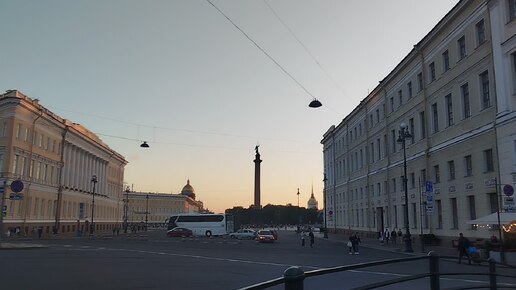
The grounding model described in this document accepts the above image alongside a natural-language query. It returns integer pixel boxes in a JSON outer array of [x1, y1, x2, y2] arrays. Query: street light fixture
[[123, 186, 130, 233], [90, 175, 98, 235], [397, 122, 414, 253]]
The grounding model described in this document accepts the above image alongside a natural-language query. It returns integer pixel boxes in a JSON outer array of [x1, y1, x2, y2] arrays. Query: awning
[[466, 212, 516, 225]]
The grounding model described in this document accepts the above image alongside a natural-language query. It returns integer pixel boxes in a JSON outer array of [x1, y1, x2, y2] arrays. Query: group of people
[[300, 230, 315, 248], [378, 228, 405, 245]]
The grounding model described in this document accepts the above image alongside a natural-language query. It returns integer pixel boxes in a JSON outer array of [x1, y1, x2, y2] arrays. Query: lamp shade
[[140, 141, 150, 148]]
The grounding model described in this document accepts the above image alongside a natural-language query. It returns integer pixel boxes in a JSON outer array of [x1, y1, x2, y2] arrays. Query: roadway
[[0, 229, 514, 289]]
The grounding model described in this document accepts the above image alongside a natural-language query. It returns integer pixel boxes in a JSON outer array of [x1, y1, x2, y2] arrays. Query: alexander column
[[254, 145, 262, 209]]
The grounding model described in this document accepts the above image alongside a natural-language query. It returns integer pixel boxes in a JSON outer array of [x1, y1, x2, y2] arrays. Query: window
[[511, 0, 516, 20], [468, 196, 477, 229], [392, 178, 397, 193], [409, 118, 415, 144], [410, 173, 415, 189], [12, 154, 19, 175], [451, 198, 458, 229], [398, 90, 403, 106], [484, 148, 494, 172], [1, 122, 6, 137], [391, 129, 397, 153], [448, 160, 455, 180], [375, 109, 380, 123], [442, 50, 450, 71], [390, 97, 394, 112], [420, 169, 426, 184], [418, 73, 423, 91], [407, 82, 412, 98], [16, 124, 21, 139], [461, 83, 471, 118], [419, 111, 426, 139], [429, 62, 436, 81], [437, 200, 442, 229], [480, 71, 491, 109], [376, 138, 381, 160], [476, 19, 486, 45], [25, 128, 30, 142], [383, 135, 387, 158], [434, 165, 440, 183], [432, 103, 439, 133], [488, 192, 498, 213], [21, 157, 27, 176], [464, 155, 473, 176], [369, 114, 373, 127], [445, 94, 454, 126], [458, 36, 466, 59], [370, 142, 375, 162], [393, 205, 398, 228]]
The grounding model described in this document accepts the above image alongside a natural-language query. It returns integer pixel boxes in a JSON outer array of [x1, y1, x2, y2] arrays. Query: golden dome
[[181, 179, 196, 199]]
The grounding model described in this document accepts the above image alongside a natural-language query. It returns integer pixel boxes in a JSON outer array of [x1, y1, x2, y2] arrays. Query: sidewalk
[[314, 231, 458, 257], [0, 241, 47, 250]]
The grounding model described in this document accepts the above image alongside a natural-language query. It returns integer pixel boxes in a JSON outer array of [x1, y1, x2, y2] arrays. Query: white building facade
[[321, 0, 516, 243]]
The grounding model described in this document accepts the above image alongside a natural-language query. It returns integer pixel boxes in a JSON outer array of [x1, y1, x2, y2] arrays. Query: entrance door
[[376, 207, 384, 233]]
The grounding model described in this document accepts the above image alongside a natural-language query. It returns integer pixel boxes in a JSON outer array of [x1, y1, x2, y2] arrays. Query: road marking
[[51, 244, 516, 287]]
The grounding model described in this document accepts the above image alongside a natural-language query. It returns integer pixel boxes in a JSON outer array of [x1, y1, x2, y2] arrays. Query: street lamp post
[[123, 187, 130, 233], [90, 175, 98, 235], [323, 173, 328, 238], [397, 122, 414, 253], [145, 194, 149, 231]]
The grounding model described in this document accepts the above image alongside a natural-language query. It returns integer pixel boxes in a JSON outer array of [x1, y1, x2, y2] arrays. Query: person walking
[[457, 233, 471, 264], [301, 231, 306, 247], [391, 229, 397, 245], [384, 228, 390, 246], [349, 232, 361, 254], [397, 229, 403, 244], [308, 230, 315, 248]]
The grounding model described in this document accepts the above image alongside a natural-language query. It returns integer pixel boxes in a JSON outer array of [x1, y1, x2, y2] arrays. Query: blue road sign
[[425, 181, 433, 192], [10, 180, 24, 193]]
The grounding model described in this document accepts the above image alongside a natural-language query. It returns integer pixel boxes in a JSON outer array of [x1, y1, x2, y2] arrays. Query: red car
[[166, 227, 193, 237], [257, 230, 276, 243]]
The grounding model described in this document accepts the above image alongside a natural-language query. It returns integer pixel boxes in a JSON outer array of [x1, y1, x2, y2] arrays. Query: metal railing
[[239, 252, 516, 290]]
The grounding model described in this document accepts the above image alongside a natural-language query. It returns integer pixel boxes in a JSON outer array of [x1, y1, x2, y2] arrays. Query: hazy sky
[[0, 0, 458, 213]]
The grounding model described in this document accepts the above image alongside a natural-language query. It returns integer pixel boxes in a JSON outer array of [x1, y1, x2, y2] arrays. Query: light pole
[[90, 175, 98, 235], [145, 194, 149, 231], [123, 187, 130, 233], [323, 173, 328, 238], [397, 122, 414, 253], [297, 188, 300, 207]]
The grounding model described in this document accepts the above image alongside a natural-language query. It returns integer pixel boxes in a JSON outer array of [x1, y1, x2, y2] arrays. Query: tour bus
[[166, 213, 234, 237]]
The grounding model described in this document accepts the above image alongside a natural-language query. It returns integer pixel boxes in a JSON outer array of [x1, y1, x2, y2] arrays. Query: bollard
[[428, 251, 440, 290], [488, 258, 496, 290], [284, 267, 305, 290]]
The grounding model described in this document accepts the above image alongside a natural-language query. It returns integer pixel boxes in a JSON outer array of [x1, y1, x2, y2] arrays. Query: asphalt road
[[1, 230, 514, 290]]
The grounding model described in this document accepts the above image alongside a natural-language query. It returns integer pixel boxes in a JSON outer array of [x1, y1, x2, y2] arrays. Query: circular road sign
[[503, 184, 514, 197], [10, 179, 24, 193], [328, 210, 333, 216]]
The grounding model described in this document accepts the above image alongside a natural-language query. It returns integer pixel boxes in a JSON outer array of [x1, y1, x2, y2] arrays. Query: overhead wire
[[206, 0, 318, 102]]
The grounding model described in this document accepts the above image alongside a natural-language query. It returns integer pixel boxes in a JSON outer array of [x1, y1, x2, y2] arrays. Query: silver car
[[229, 229, 257, 240]]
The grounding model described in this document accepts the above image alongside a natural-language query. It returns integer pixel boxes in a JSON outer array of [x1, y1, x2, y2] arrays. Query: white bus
[[166, 213, 234, 237]]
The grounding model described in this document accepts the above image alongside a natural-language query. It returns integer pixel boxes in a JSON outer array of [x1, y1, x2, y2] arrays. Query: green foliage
[[225, 204, 322, 228]]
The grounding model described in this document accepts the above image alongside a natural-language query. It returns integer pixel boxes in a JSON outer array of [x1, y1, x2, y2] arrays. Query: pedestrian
[[301, 231, 306, 247], [391, 229, 397, 245], [384, 228, 390, 246], [37, 226, 43, 239], [457, 233, 471, 265], [349, 232, 361, 254], [116, 227, 120, 236], [308, 230, 315, 248], [112, 227, 116, 236], [397, 229, 403, 244]]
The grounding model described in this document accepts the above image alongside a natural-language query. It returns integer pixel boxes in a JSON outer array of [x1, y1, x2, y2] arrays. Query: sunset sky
[[0, 0, 458, 213]]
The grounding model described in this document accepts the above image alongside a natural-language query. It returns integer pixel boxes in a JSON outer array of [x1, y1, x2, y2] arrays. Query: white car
[[229, 229, 257, 240]]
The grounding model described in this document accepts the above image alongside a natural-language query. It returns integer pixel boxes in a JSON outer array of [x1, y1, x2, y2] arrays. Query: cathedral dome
[[307, 192, 318, 210], [181, 179, 196, 200]]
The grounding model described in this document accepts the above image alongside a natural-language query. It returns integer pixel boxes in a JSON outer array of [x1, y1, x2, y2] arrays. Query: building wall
[[321, 0, 515, 241], [0, 90, 127, 236]]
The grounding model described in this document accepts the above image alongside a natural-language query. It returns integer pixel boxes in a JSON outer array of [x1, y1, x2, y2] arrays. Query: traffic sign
[[503, 185, 514, 197], [10, 180, 24, 193], [9, 193, 24, 200], [2, 205, 6, 214], [425, 181, 433, 193]]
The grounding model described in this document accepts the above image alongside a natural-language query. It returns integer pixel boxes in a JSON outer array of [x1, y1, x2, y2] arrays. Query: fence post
[[488, 258, 497, 290], [428, 251, 440, 290], [284, 267, 305, 290]]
